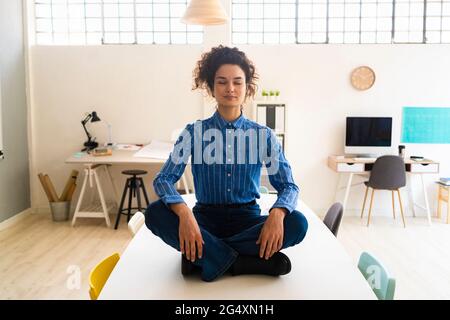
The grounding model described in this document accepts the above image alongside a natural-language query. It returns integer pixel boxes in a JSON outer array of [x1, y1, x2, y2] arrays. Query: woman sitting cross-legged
[[145, 45, 308, 282]]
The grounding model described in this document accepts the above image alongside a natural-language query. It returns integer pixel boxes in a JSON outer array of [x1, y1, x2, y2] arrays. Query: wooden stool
[[437, 183, 450, 224]]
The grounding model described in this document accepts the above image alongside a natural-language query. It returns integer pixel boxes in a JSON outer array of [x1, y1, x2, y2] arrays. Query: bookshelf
[[252, 100, 287, 193], [252, 100, 286, 151]]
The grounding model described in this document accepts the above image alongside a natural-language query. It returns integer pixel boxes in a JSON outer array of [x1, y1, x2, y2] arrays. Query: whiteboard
[[401, 106, 450, 144]]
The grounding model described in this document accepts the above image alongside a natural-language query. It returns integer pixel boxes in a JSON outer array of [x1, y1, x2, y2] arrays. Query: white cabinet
[[253, 101, 286, 152], [410, 163, 439, 173], [337, 163, 365, 172]]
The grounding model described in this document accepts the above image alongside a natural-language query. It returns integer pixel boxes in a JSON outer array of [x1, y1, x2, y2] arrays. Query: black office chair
[[360, 155, 406, 227], [323, 202, 343, 237]]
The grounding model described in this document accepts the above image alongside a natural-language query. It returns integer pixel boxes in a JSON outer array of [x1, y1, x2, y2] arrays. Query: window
[[424, 0, 450, 43], [34, 0, 203, 45], [232, 0, 450, 44]]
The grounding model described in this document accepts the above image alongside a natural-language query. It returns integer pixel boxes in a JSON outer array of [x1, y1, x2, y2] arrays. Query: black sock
[[230, 252, 291, 276]]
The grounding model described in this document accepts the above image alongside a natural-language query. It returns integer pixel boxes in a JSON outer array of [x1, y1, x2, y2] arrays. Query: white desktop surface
[[99, 194, 376, 300], [65, 149, 166, 165]]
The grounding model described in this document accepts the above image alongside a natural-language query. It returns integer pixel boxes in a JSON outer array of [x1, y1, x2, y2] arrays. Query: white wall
[[30, 45, 204, 212], [27, 0, 450, 217], [243, 44, 450, 216]]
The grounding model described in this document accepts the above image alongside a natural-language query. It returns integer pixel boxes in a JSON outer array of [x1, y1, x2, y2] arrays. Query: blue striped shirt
[[153, 111, 299, 213]]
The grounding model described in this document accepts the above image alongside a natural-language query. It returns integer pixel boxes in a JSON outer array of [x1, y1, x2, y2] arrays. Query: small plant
[[275, 90, 280, 96], [262, 90, 268, 97], [269, 90, 275, 96]]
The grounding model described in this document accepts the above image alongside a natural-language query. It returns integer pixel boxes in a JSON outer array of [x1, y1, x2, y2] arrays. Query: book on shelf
[[438, 178, 450, 186]]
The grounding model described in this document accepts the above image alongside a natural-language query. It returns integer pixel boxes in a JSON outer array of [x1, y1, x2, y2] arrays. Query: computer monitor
[[345, 117, 394, 157]]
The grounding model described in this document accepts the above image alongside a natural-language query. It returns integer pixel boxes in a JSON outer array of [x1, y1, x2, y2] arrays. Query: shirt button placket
[[225, 125, 233, 203]]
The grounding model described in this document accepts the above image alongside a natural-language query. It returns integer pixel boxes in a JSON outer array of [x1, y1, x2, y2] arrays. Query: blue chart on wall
[[401, 107, 450, 144]]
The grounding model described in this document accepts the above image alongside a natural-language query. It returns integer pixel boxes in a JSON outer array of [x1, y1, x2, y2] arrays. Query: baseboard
[[0, 208, 33, 231], [315, 207, 419, 218], [33, 206, 51, 214]]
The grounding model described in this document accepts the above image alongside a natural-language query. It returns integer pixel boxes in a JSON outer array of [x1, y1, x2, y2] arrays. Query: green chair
[[357, 251, 396, 300], [259, 186, 269, 194]]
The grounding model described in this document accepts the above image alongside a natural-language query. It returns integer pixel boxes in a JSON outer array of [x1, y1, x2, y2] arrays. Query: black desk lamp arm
[[81, 114, 93, 142]]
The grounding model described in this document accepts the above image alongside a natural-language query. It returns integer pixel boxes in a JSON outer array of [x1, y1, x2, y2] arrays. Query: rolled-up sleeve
[[265, 128, 299, 213], [153, 124, 193, 207]]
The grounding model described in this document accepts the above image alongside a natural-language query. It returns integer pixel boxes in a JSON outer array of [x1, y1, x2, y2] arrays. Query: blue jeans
[[144, 200, 308, 282]]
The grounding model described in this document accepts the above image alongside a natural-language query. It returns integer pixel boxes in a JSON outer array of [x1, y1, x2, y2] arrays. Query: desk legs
[[420, 174, 432, 226], [407, 174, 416, 218], [342, 173, 354, 214], [72, 167, 89, 227], [94, 168, 111, 227], [104, 165, 119, 207], [71, 165, 111, 227], [334, 173, 341, 203]]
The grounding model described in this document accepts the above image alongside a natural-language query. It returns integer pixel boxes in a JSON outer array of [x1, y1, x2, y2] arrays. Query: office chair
[[360, 155, 406, 227], [89, 253, 120, 300], [323, 202, 343, 237], [128, 211, 145, 236], [358, 251, 396, 300]]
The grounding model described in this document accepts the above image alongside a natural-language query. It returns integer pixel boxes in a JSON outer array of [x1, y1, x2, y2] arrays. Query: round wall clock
[[350, 66, 376, 91]]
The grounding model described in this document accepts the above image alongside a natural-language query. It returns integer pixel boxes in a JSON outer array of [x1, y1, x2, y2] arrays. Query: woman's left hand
[[256, 208, 286, 259]]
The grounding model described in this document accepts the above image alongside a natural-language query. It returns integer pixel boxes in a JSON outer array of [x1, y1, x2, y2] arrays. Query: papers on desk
[[115, 143, 142, 151], [133, 140, 173, 159]]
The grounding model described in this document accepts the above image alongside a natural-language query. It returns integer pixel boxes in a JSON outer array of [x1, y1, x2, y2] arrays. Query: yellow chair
[[89, 253, 120, 300]]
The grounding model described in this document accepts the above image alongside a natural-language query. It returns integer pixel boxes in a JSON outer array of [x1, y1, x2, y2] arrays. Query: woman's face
[[213, 64, 247, 109]]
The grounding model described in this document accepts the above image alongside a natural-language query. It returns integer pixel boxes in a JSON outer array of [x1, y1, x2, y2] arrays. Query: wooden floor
[[0, 213, 131, 300], [338, 215, 450, 300], [1, 212, 450, 299]]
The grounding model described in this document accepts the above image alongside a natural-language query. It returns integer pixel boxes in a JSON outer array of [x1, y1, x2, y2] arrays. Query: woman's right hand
[[170, 203, 204, 262]]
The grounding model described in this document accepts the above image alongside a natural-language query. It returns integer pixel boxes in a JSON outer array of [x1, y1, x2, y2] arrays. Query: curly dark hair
[[192, 45, 258, 100]]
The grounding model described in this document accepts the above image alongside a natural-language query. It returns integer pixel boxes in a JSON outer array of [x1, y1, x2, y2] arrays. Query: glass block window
[[232, 0, 450, 44], [393, 0, 425, 43], [232, 0, 297, 44], [328, 0, 394, 44], [34, 0, 203, 45], [424, 0, 450, 43]]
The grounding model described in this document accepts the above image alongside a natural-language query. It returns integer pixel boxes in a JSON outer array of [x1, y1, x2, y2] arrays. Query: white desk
[[328, 156, 440, 225], [65, 149, 190, 227], [99, 194, 376, 300]]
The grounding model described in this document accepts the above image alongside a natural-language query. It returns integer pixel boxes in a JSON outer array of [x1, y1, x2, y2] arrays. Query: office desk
[[65, 150, 189, 227], [328, 156, 440, 225], [99, 194, 376, 300]]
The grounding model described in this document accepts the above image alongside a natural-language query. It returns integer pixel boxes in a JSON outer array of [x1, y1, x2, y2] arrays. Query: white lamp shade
[[181, 0, 228, 25]]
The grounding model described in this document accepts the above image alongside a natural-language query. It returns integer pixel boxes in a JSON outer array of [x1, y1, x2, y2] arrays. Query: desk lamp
[[81, 111, 101, 151]]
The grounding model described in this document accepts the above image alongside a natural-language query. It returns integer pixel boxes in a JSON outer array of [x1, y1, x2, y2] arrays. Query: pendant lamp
[[181, 0, 228, 25]]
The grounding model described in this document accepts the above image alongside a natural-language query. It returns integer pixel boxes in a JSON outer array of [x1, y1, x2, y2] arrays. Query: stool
[[437, 183, 450, 224], [114, 170, 150, 229]]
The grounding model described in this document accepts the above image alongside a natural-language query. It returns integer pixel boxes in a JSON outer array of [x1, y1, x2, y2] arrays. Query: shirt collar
[[213, 110, 245, 130]]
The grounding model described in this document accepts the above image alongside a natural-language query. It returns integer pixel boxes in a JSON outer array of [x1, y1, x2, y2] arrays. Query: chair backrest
[[89, 253, 120, 300], [128, 211, 145, 236], [368, 155, 406, 189], [259, 186, 269, 194], [323, 202, 343, 237], [357, 251, 396, 300]]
